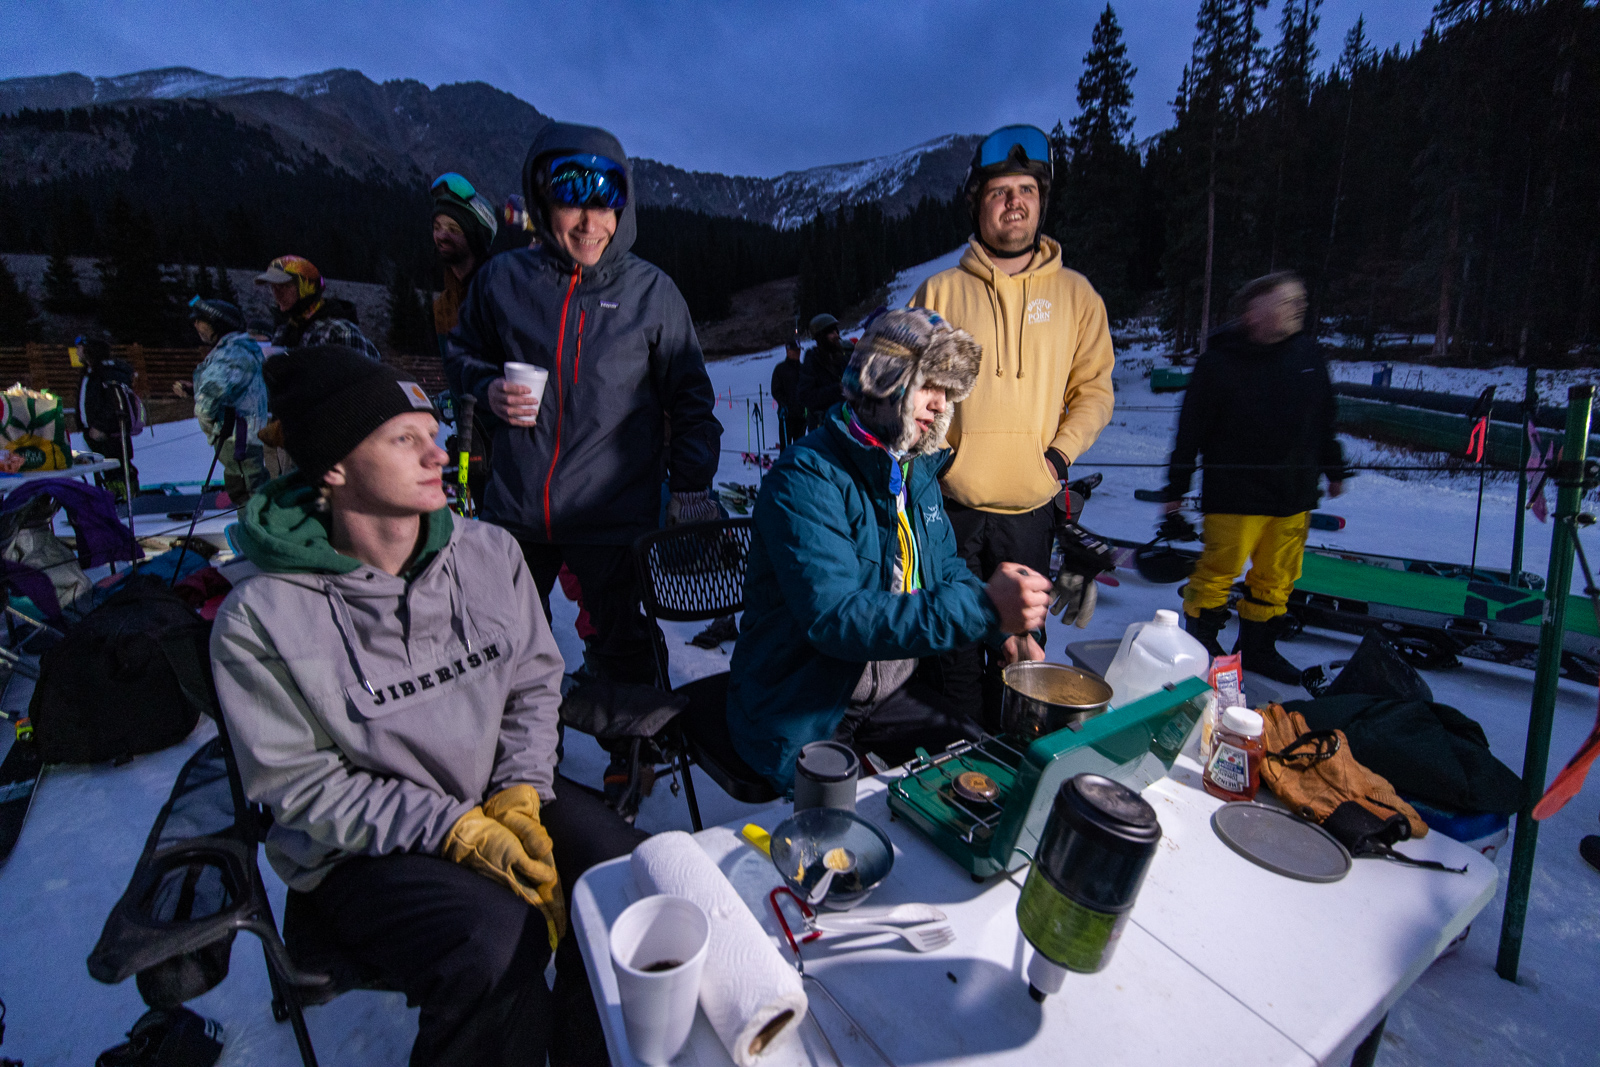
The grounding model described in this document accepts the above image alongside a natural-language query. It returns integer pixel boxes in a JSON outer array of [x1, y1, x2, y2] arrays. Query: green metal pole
[[1510, 366, 1536, 587], [1496, 383, 1593, 983]]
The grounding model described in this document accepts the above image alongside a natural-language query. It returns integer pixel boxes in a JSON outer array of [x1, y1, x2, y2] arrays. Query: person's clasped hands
[[986, 561, 1051, 665], [443, 784, 567, 950]]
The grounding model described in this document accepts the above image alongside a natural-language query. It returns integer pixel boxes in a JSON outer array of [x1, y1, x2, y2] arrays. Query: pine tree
[[97, 197, 175, 343], [385, 268, 432, 356], [1057, 4, 1144, 319], [213, 264, 240, 307], [42, 237, 93, 314], [194, 264, 216, 300], [0, 257, 38, 344]]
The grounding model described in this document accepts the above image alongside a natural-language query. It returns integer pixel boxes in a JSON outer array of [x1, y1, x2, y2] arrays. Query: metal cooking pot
[[1001, 662, 1114, 741]]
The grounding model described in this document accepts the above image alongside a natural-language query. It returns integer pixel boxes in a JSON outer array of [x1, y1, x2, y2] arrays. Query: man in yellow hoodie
[[911, 125, 1116, 728]]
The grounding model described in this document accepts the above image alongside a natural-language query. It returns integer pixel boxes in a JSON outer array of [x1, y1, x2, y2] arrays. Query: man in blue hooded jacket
[[445, 123, 722, 685], [728, 309, 1051, 789]]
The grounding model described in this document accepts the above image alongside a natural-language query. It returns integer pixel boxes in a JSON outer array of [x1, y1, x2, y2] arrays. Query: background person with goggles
[[445, 123, 722, 704], [910, 123, 1117, 732]]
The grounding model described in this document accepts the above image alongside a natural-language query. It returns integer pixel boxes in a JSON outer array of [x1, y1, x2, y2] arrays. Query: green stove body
[[886, 677, 1210, 878]]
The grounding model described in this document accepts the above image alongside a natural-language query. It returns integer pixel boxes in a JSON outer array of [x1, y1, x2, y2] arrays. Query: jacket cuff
[[1045, 448, 1071, 482]]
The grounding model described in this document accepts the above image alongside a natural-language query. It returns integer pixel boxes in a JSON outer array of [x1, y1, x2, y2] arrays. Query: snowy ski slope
[[0, 249, 1596, 1064]]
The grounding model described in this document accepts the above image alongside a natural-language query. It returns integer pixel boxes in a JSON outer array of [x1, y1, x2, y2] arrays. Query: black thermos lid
[[1034, 774, 1162, 913], [795, 740, 860, 784]]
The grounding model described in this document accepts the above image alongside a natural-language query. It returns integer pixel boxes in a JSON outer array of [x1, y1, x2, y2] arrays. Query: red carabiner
[[768, 885, 821, 955]]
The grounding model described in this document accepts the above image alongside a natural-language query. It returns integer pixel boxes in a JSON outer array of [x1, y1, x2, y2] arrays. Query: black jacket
[[445, 122, 722, 545], [1165, 328, 1349, 516], [770, 358, 801, 411], [797, 339, 854, 422]]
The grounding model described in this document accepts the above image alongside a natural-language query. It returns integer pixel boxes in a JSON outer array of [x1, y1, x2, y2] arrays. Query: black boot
[[1233, 617, 1305, 686], [1183, 607, 1229, 658]]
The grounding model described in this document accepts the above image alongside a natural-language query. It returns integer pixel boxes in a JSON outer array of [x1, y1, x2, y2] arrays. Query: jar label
[[1206, 740, 1251, 794], [1015, 867, 1128, 973]]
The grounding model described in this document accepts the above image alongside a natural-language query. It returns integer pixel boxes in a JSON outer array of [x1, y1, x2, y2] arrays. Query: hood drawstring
[[986, 285, 1002, 377], [445, 552, 477, 654], [326, 585, 378, 697], [1018, 277, 1028, 379]]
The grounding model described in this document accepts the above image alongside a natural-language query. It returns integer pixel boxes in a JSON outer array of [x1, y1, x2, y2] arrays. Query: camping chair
[[87, 667, 383, 1067], [633, 517, 778, 831]]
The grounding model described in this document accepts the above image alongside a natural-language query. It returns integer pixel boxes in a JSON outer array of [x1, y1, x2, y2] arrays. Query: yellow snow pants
[[1182, 512, 1310, 622]]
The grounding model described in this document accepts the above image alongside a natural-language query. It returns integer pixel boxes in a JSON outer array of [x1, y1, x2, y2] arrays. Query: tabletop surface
[[571, 746, 1496, 1067]]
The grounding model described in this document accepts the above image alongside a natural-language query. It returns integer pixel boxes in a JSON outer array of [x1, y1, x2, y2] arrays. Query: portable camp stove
[[887, 676, 1211, 878]]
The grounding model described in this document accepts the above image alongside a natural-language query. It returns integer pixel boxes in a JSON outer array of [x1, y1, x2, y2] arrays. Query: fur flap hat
[[842, 307, 981, 455]]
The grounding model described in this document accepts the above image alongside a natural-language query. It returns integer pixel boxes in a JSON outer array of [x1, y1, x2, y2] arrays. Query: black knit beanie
[[263, 345, 439, 484]]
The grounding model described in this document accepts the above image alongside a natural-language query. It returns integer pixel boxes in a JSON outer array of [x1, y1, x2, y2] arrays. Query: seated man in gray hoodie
[[210, 345, 642, 1066]]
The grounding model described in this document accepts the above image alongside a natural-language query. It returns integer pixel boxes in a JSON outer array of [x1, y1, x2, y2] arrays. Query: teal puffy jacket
[[728, 406, 1002, 789]]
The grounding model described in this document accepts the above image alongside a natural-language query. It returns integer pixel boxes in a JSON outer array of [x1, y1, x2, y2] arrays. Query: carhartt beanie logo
[[263, 345, 439, 484]]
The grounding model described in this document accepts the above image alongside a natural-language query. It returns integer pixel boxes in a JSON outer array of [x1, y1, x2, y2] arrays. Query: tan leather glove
[[443, 804, 566, 950], [485, 784, 556, 860]]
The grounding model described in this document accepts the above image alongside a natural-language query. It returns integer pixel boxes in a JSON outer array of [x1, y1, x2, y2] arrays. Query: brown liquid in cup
[[640, 959, 683, 973]]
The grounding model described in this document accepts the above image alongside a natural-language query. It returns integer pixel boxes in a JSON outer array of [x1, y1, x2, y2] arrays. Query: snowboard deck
[[0, 730, 42, 866]]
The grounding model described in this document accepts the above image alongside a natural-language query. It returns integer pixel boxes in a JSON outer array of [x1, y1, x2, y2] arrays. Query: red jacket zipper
[[543, 267, 581, 539]]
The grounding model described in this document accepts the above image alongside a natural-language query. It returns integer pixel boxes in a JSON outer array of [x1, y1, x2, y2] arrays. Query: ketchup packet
[[1208, 653, 1245, 712]]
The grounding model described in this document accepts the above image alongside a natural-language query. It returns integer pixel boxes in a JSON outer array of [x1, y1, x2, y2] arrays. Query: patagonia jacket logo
[[1026, 298, 1052, 324], [350, 642, 504, 714]]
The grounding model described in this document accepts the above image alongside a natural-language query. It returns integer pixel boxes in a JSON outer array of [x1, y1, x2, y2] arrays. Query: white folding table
[[571, 752, 1496, 1067]]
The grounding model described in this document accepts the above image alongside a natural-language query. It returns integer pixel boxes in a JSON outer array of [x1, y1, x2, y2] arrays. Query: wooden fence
[[0, 343, 449, 403]]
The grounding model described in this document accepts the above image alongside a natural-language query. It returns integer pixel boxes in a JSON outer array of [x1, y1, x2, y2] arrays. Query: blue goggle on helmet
[[431, 172, 478, 202], [975, 125, 1052, 175], [545, 153, 628, 210]]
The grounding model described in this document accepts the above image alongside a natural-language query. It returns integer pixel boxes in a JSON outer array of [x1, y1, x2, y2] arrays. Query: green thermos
[[1015, 773, 1162, 1001]]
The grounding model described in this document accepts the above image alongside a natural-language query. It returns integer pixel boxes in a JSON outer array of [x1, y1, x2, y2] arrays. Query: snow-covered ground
[[1, 251, 1598, 1064]]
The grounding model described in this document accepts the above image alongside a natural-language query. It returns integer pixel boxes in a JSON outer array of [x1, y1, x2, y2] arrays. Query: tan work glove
[[443, 803, 566, 950]]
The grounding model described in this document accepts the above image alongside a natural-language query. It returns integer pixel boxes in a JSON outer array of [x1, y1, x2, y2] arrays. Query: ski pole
[[116, 397, 136, 541], [455, 394, 477, 518], [170, 405, 231, 588]]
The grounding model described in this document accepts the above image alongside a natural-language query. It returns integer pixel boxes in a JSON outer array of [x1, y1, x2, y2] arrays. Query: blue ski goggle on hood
[[976, 125, 1051, 171], [545, 153, 628, 210]]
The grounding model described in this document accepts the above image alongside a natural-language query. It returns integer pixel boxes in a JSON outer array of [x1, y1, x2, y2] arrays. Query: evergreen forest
[[0, 0, 1593, 365]]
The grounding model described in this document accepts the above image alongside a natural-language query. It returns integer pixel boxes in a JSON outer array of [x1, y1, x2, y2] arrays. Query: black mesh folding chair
[[633, 517, 778, 830], [87, 663, 385, 1067]]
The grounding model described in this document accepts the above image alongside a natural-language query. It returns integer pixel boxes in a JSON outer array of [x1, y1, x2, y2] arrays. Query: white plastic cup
[[609, 895, 710, 1065], [501, 362, 549, 426]]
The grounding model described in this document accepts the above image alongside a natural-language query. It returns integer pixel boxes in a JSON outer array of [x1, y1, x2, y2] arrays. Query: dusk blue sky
[[2, 1, 1434, 176]]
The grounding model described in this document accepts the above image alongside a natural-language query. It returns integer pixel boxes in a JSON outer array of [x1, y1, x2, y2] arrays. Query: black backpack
[[29, 577, 211, 764]]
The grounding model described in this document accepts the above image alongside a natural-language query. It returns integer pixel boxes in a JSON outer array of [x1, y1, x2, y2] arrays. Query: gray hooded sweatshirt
[[209, 477, 564, 891]]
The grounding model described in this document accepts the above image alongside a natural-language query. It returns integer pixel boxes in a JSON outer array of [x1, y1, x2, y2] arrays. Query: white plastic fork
[[811, 918, 956, 952]]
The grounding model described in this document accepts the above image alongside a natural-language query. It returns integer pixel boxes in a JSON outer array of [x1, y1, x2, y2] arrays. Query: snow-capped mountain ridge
[[0, 67, 977, 227]]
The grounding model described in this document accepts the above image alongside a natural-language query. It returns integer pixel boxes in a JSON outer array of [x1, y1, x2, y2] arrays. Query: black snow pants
[[292, 777, 646, 1067], [932, 500, 1055, 733]]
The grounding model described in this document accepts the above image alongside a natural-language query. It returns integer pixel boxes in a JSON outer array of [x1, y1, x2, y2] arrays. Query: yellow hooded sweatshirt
[[910, 236, 1116, 515]]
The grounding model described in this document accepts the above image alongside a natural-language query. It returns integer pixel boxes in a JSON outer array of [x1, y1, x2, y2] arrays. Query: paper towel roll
[[631, 832, 808, 1065]]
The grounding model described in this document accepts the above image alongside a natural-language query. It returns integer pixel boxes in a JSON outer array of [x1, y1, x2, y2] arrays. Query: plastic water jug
[[1101, 609, 1209, 708]]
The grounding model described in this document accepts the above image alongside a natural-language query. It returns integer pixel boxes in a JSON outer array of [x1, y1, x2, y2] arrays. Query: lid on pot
[[795, 741, 860, 783]]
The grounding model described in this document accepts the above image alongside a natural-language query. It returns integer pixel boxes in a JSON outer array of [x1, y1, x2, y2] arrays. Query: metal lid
[[795, 741, 859, 784], [1060, 774, 1162, 847], [1211, 802, 1351, 883]]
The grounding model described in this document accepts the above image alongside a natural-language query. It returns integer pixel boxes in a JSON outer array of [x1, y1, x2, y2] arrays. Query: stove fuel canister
[[1015, 773, 1162, 1001]]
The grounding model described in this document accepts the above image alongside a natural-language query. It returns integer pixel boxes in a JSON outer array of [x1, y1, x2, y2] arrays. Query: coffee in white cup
[[609, 895, 710, 1065]]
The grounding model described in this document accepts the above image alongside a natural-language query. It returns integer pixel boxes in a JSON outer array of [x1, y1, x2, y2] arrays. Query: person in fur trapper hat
[[726, 307, 1053, 790], [842, 307, 981, 454]]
